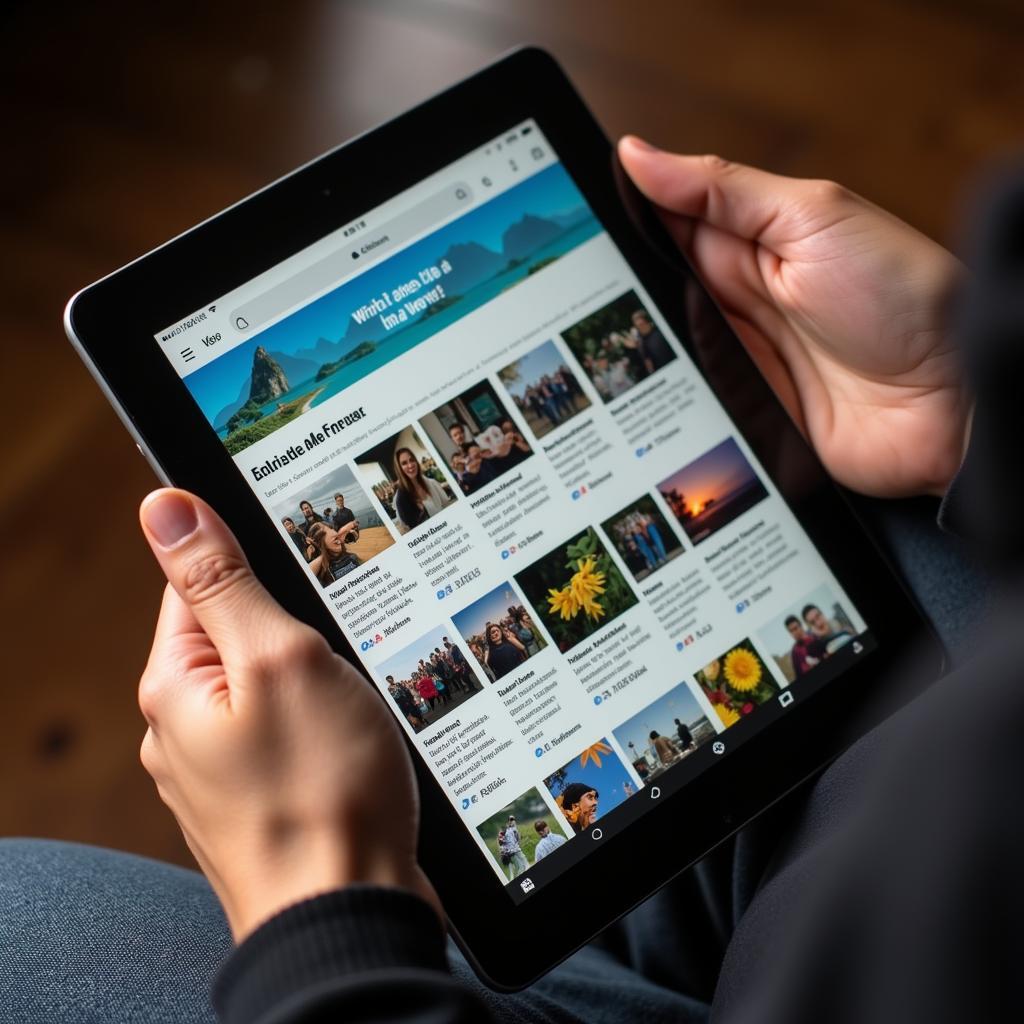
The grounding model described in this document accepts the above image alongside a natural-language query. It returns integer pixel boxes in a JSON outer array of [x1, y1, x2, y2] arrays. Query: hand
[[618, 137, 970, 497], [137, 488, 440, 941]]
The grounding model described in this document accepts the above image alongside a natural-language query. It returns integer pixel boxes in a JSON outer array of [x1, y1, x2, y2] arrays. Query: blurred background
[[2, 0, 1021, 869]]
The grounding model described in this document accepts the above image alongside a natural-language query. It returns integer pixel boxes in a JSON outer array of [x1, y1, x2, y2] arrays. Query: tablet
[[65, 47, 939, 990]]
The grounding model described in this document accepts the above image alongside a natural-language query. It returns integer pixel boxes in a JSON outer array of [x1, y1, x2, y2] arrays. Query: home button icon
[[591, 828, 603, 841]]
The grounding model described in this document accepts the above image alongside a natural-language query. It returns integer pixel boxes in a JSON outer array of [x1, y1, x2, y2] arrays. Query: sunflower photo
[[514, 527, 639, 653], [693, 638, 779, 731], [541, 739, 636, 836]]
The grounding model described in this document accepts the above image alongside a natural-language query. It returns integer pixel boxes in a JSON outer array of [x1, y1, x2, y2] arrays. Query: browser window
[[156, 120, 869, 899]]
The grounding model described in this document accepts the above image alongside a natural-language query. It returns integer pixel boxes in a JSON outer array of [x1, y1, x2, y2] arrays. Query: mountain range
[[213, 207, 591, 429]]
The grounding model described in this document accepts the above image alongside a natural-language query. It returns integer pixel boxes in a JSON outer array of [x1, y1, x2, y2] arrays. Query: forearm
[[215, 887, 492, 1024]]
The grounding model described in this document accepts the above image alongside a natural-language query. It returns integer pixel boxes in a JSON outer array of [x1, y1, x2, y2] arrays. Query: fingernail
[[143, 491, 199, 549], [623, 135, 660, 153]]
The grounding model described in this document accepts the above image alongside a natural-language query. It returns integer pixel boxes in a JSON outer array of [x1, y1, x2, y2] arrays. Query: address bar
[[229, 181, 475, 334]]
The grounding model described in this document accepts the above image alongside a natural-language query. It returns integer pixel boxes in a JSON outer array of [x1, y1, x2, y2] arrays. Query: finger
[[618, 136, 825, 249], [140, 489, 291, 670]]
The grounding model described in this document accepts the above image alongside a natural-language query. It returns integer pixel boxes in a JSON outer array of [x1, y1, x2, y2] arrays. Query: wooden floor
[[2, 0, 1022, 869]]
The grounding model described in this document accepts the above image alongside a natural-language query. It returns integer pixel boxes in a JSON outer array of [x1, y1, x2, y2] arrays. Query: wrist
[[223, 834, 436, 941]]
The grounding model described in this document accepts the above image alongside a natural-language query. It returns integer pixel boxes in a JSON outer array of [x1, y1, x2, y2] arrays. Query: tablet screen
[[156, 120, 871, 900]]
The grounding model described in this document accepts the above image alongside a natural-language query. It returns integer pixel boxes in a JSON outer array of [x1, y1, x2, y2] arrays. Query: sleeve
[[213, 886, 494, 1024], [937, 170, 1024, 568]]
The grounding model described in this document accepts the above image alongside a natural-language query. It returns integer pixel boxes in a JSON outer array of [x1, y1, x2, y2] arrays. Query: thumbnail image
[[600, 493, 684, 583], [496, 339, 591, 440], [560, 289, 677, 402], [514, 527, 639, 653], [354, 425, 457, 535], [759, 584, 857, 683], [610, 682, 717, 783], [272, 461, 394, 589], [693, 638, 780, 730], [419, 378, 532, 496], [658, 437, 769, 546], [475, 787, 570, 881], [373, 625, 483, 734], [450, 582, 548, 682], [542, 738, 636, 836]]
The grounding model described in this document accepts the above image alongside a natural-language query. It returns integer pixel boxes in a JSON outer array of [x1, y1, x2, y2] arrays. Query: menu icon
[[180, 347, 195, 363]]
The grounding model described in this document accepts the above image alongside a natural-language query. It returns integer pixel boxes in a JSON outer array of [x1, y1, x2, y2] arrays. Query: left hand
[[137, 488, 440, 941]]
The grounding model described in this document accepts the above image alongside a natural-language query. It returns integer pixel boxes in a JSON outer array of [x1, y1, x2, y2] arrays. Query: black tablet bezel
[[66, 47, 940, 991]]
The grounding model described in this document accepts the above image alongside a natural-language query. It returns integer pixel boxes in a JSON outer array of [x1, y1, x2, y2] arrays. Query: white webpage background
[[230, 230, 865, 883]]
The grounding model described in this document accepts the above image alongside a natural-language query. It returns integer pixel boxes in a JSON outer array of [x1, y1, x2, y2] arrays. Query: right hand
[[618, 137, 970, 498]]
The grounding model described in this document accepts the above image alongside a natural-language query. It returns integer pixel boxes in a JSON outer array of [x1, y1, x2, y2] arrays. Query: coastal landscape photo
[[182, 163, 602, 455]]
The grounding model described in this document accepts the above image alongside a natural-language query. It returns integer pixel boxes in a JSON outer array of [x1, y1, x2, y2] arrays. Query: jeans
[[0, 497, 990, 1023]]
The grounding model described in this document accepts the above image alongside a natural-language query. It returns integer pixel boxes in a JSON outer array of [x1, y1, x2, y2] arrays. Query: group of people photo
[[273, 463, 395, 588], [450, 583, 548, 682], [561, 290, 677, 402], [611, 681, 715, 783], [420, 379, 533, 496], [475, 788, 570, 882], [497, 339, 591, 440], [375, 626, 483, 734], [760, 585, 857, 683], [354, 425, 457, 535], [601, 494, 684, 583]]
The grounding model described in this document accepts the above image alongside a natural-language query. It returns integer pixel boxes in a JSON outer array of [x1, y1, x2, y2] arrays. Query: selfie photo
[[475, 787, 570, 881], [514, 526, 639, 653], [600, 493, 684, 582], [419, 379, 533, 496], [611, 682, 716, 783], [658, 437, 769, 546], [560, 289, 677, 402], [354, 425, 456, 535], [373, 625, 483, 734], [542, 738, 635, 836], [693, 638, 780, 730], [272, 462, 394, 588], [759, 585, 857, 683], [450, 582, 548, 682], [496, 339, 591, 440]]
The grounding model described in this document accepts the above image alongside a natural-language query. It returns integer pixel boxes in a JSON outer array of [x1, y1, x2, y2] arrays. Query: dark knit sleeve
[[213, 887, 492, 1024], [938, 168, 1024, 567]]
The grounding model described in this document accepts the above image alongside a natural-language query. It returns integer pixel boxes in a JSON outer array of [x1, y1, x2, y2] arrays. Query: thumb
[[618, 135, 820, 248], [140, 488, 290, 670]]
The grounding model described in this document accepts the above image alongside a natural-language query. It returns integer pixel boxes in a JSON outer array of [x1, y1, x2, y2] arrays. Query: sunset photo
[[657, 437, 769, 545]]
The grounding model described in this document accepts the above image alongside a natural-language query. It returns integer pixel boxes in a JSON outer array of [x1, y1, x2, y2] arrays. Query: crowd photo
[[658, 436, 770, 546], [497, 339, 591, 440], [450, 582, 547, 682], [693, 638, 780, 730], [373, 626, 483, 734], [515, 526, 638, 653], [272, 462, 395, 588], [419, 379, 533, 496], [560, 289, 677, 402], [600, 493, 684, 582], [759, 584, 857, 683], [542, 739, 635, 836], [475, 788, 570, 882], [611, 682, 715, 784], [354, 425, 457, 534]]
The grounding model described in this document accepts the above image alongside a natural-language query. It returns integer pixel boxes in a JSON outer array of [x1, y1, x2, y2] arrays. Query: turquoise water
[[218, 217, 603, 440]]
